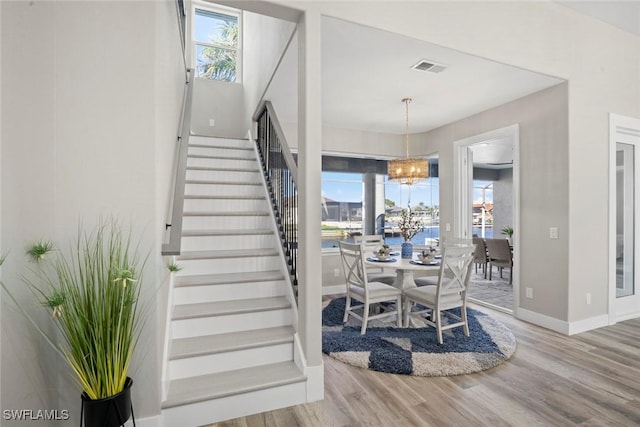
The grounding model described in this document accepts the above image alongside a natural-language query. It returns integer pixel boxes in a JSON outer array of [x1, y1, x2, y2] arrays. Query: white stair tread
[[184, 195, 266, 200], [172, 296, 291, 320], [185, 179, 261, 186], [182, 229, 273, 237], [175, 270, 285, 287], [183, 211, 269, 217], [170, 326, 295, 360], [189, 143, 253, 151], [187, 166, 260, 172], [188, 154, 256, 161], [177, 248, 278, 260], [162, 361, 305, 409]]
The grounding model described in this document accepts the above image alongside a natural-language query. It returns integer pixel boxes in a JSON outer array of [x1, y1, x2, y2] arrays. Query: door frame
[[609, 113, 640, 324], [454, 124, 520, 315]]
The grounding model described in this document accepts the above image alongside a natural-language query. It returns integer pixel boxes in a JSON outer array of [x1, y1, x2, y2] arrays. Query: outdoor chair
[[472, 236, 488, 279], [485, 238, 513, 284]]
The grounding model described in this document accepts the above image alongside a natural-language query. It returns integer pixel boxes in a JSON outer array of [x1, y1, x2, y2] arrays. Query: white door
[[610, 114, 640, 322]]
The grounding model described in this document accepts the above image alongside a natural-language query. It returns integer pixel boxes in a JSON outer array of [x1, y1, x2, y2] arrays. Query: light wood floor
[[210, 300, 640, 427]]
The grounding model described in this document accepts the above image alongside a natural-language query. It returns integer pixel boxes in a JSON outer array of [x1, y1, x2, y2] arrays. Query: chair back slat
[[354, 235, 385, 273], [339, 241, 368, 292], [437, 244, 475, 298]]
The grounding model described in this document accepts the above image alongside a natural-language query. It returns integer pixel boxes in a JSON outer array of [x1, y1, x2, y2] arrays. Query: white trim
[[322, 284, 346, 295], [614, 309, 640, 323], [517, 307, 569, 335], [161, 256, 177, 402], [453, 124, 520, 317], [125, 415, 159, 427], [567, 314, 610, 335], [304, 364, 325, 402], [609, 113, 640, 325]]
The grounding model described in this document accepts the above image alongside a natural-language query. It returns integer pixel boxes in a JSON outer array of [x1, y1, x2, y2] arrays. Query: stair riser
[[180, 234, 275, 252], [186, 169, 261, 183], [187, 157, 258, 169], [185, 183, 264, 198], [189, 137, 253, 149], [168, 343, 293, 381], [182, 215, 272, 231], [188, 146, 255, 159], [162, 380, 306, 426], [171, 308, 293, 339], [173, 280, 287, 305], [183, 198, 268, 212], [174, 256, 281, 275]]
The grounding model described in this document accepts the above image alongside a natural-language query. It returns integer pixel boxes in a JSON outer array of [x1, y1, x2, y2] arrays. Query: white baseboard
[[125, 415, 159, 427], [516, 307, 569, 334], [613, 310, 640, 323], [304, 363, 324, 402], [322, 284, 345, 295], [519, 308, 620, 336], [568, 314, 609, 335]]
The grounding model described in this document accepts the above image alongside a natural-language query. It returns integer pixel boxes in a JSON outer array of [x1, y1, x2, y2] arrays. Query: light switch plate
[[549, 227, 558, 239]]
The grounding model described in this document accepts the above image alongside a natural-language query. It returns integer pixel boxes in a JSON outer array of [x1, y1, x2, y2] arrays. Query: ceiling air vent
[[411, 59, 447, 73]]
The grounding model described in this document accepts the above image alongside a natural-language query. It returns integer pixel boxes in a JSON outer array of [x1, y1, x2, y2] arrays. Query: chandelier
[[387, 97, 428, 185]]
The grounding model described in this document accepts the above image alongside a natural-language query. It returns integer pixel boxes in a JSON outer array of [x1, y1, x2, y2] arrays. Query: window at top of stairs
[[192, 4, 241, 83]]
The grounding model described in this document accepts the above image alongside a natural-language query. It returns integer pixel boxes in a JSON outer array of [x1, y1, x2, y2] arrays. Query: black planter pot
[[80, 377, 135, 427]]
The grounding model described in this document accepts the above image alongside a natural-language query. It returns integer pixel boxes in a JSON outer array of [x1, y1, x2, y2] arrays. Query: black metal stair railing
[[253, 101, 298, 297]]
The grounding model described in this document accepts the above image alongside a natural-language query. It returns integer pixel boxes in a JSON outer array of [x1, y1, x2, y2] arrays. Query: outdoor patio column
[[363, 172, 376, 235]]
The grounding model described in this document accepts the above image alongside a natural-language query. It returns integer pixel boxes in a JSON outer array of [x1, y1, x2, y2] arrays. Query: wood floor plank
[[207, 304, 640, 427]]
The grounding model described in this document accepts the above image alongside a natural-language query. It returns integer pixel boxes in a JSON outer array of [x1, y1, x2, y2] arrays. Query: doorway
[[609, 114, 640, 323], [454, 124, 519, 314]]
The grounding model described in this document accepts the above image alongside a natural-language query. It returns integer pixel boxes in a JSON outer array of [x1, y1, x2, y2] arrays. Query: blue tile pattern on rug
[[322, 297, 516, 376]]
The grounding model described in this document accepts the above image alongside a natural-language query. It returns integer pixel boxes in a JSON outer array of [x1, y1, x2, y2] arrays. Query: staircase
[[161, 136, 307, 426]]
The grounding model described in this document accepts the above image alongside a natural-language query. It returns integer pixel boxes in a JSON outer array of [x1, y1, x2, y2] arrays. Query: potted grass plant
[[1, 220, 146, 427]]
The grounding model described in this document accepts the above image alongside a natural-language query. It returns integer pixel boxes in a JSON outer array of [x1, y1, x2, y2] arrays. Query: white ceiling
[[265, 3, 639, 165], [267, 17, 564, 136], [320, 17, 564, 135], [556, 1, 640, 37]]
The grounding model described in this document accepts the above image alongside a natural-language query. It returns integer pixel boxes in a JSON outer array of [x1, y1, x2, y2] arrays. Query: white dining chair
[[414, 238, 473, 287], [353, 234, 396, 285], [339, 241, 403, 334], [404, 243, 475, 344]]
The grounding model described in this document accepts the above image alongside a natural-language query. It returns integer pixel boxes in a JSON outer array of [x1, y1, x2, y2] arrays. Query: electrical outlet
[[586, 293, 591, 305], [525, 287, 533, 299], [209, 119, 215, 127], [334, 268, 340, 278]]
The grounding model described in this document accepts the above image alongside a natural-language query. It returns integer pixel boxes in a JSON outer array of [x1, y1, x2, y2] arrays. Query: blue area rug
[[322, 297, 516, 376]]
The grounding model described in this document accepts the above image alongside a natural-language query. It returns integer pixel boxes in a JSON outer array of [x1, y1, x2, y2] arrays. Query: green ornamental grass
[[2, 221, 146, 400]]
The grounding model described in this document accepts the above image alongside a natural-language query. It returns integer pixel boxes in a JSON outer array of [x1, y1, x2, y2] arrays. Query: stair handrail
[[162, 68, 195, 256], [253, 100, 299, 294]]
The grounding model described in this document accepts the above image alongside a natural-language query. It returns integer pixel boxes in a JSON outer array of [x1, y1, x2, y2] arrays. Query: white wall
[[243, 11, 296, 122], [191, 79, 246, 138], [1, 1, 185, 424], [190, 11, 295, 139], [277, 0, 640, 327], [282, 122, 404, 158], [492, 168, 514, 240], [419, 83, 569, 320]]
